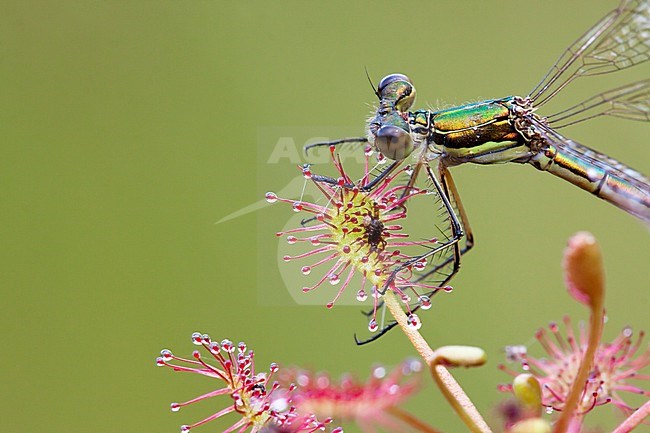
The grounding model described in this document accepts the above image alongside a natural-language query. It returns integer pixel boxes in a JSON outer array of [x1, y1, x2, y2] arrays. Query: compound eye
[[374, 124, 414, 161], [377, 74, 411, 94], [376, 73, 416, 111]]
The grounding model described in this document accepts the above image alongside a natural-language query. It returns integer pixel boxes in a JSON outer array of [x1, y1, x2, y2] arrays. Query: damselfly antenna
[[365, 66, 379, 99]]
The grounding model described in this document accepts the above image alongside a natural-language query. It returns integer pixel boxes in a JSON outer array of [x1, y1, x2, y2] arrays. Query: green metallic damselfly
[[306, 0, 649, 343]]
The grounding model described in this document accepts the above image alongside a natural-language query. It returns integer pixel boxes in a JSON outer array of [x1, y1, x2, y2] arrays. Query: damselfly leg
[[304, 137, 368, 156], [353, 164, 469, 344]]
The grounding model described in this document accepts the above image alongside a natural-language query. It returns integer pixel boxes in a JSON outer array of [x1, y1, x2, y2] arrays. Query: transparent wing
[[546, 79, 650, 127], [529, 0, 650, 107]]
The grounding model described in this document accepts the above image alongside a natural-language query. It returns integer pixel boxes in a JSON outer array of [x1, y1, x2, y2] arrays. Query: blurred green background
[[1, 1, 648, 432]]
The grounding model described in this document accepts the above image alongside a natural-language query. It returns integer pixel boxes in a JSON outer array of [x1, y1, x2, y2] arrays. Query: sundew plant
[[158, 145, 649, 433], [156, 0, 650, 431]]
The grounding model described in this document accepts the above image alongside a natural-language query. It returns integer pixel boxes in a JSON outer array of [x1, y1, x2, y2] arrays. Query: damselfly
[[307, 0, 650, 342]]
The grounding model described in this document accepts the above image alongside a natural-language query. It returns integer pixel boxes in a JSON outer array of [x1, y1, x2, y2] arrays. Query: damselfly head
[[369, 74, 416, 160], [377, 73, 416, 112], [372, 111, 414, 161]]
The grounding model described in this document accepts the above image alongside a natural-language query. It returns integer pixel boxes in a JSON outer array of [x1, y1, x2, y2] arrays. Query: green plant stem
[[429, 364, 493, 433], [383, 291, 492, 433], [552, 302, 605, 433], [383, 291, 433, 359]]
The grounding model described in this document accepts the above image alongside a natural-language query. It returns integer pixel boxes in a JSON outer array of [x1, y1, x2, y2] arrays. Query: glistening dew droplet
[[418, 295, 432, 310], [265, 192, 278, 203], [406, 314, 422, 330], [302, 164, 312, 179]]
